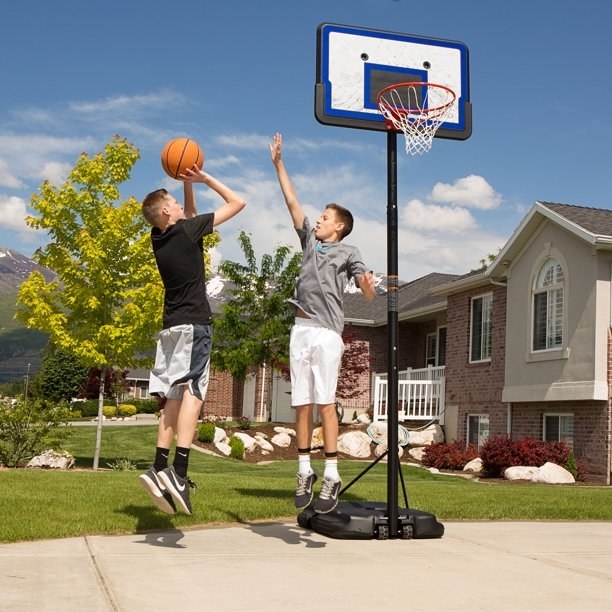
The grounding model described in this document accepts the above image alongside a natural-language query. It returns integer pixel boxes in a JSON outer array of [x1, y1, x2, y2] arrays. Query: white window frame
[[543, 413, 574, 449], [532, 258, 564, 352], [469, 293, 493, 363], [425, 332, 437, 366], [467, 414, 489, 450]]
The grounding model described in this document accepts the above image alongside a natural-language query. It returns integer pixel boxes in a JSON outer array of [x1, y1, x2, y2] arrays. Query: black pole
[[386, 130, 399, 536]]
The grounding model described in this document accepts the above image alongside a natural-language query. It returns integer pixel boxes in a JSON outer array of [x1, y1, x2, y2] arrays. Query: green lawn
[[1, 424, 612, 543]]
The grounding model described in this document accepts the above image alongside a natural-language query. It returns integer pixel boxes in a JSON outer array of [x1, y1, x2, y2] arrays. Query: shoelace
[[187, 478, 197, 490], [296, 473, 312, 495], [318, 477, 337, 500]]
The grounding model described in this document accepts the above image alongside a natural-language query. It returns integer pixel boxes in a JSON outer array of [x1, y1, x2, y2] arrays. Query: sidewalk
[[1, 521, 612, 611]]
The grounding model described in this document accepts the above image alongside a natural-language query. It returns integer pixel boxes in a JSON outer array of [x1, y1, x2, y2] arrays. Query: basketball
[[160, 137, 204, 179]]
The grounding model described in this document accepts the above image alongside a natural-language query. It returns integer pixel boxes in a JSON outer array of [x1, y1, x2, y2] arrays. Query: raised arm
[[183, 181, 197, 218], [180, 165, 246, 226], [269, 133, 305, 230]]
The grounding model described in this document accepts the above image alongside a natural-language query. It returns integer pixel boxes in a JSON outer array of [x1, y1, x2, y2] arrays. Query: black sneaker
[[157, 465, 196, 515], [139, 467, 176, 514], [314, 476, 341, 514], [295, 470, 317, 510]]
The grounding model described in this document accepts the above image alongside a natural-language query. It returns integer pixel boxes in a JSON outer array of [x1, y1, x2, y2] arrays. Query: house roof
[[344, 272, 460, 325], [487, 201, 612, 280]]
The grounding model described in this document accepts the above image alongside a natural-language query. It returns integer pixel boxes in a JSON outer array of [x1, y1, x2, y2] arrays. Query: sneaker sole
[[295, 494, 315, 511], [314, 499, 339, 514], [139, 474, 176, 514], [157, 471, 192, 515]]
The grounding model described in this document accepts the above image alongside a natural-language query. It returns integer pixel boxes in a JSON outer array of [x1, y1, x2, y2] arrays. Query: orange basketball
[[160, 137, 204, 179]]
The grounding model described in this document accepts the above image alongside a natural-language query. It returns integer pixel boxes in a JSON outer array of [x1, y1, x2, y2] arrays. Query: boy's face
[[315, 208, 343, 242], [161, 194, 185, 224]]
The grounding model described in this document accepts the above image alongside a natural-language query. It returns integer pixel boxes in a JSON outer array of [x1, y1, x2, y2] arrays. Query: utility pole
[[24, 363, 31, 401]]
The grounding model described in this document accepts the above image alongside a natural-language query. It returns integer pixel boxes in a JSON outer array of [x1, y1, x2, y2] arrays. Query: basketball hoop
[[377, 82, 457, 156]]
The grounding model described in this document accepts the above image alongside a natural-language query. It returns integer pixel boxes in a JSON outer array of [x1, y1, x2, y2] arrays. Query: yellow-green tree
[[16, 135, 219, 468]]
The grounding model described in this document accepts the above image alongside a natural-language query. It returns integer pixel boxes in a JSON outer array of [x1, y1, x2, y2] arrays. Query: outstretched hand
[[269, 132, 282, 165], [179, 164, 208, 184], [359, 271, 377, 301]]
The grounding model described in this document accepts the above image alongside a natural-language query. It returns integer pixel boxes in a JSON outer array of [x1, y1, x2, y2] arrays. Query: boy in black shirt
[[139, 165, 246, 514]]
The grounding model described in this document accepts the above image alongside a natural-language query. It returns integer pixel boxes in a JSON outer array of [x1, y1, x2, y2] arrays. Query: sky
[[0, 0, 610, 282]]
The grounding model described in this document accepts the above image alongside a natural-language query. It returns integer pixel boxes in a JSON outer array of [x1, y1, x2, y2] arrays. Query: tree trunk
[[93, 366, 107, 470]]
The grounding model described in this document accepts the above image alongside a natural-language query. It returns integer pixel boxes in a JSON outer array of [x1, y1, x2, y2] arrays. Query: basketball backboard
[[315, 23, 471, 140]]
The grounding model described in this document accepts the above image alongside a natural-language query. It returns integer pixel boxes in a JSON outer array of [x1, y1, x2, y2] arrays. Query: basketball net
[[377, 83, 456, 156]]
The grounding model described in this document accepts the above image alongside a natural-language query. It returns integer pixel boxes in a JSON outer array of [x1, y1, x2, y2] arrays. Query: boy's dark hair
[[142, 188, 169, 225], [326, 203, 353, 239]]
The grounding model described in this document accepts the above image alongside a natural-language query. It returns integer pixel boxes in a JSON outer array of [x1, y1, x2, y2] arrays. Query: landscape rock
[[408, 447, 426, 461], [271, 432, 292, 448], [374, 444, 404, 460], [531, 462, 575, 484], [215, 442, 231, 456], [405, 424, 444, 446], [233, 432, 257, 451], [338, 430, 372, 458], [463, 457, 483, 473], [505, 466, 539, 480], [26, 449, 75, 469], [214, 427, 228, 444]]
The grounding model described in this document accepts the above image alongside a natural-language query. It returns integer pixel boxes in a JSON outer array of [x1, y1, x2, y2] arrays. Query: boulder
[[26, 450, 75, 470]]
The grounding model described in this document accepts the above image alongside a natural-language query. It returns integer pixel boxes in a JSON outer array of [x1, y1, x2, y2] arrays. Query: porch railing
[[372, 366, 445, 424]]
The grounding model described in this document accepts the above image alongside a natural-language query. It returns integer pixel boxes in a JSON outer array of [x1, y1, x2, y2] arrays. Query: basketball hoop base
[[298, 501, 444, 540]]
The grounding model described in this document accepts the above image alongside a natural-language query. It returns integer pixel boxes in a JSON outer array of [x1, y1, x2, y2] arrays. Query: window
[[544, 413, 573, 448], [467, 414, 489, 450], [470, 294, 492, 362], [437, 327, 447, 366], [426, 333, 437, 366], [533, 258, 564, 351], [425, 327, 447, 367]]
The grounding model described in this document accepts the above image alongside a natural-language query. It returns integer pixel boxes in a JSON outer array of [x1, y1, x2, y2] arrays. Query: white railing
[[372, 366, 445, 424]]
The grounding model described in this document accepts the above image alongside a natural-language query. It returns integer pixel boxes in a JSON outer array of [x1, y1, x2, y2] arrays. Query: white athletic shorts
[[289, 318, 344, 406], [149, 324, 212, 402]]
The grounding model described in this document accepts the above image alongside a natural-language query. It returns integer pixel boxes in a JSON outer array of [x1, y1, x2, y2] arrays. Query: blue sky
[[0, 0, 610, 281]]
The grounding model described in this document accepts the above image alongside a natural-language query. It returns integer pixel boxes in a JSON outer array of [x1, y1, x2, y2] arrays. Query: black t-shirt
[[151, 213, 215, 329]]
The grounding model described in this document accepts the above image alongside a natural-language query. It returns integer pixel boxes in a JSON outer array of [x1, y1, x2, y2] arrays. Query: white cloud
[[35, 161, 72, 184], [0, 195, 41, 241], [400, 198, 477, 233], [430, 174, 502, 210], [0, 159, 23, 188]]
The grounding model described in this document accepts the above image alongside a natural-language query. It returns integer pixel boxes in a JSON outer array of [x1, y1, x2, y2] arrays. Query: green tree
[[213, 231, 301, 415], [15, 136, 221, 467], [37, 345, 89, 403]]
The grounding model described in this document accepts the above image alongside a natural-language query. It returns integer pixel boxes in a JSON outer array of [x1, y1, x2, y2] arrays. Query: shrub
[[229, 435, 245, 460], [106, 457, 137, 471], [0, 399, 72, 467], [238, 416, 251, 430], [129, 398, 159, 414], [76, 399, 115, 417], [479, 436, 572, 478], [102, 405, 117, 419], [422, 440, 479, 470], [198, 422, 216, 443], [117, 404, 137, 417]]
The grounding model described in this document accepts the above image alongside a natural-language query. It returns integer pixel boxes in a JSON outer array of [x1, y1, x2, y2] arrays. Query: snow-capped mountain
[[0, 246, 57, 294]]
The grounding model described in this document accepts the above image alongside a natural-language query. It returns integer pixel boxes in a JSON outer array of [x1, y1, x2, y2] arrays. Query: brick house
[[126, 201, 612, 483], [344, 201, 612, 483]]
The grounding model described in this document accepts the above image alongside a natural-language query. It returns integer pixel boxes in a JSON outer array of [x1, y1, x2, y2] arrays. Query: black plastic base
[[297, 501, 444, 540]]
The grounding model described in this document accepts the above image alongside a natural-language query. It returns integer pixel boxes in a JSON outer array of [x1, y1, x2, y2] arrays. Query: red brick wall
[[201, 369, 244, 420], [445, 286, 507, 442], [511, 400, 609, 481]]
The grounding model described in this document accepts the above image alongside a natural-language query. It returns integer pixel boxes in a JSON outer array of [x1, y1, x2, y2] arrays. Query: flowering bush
[[479, 436, 587, 479], [422, 440, 479, 470]]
